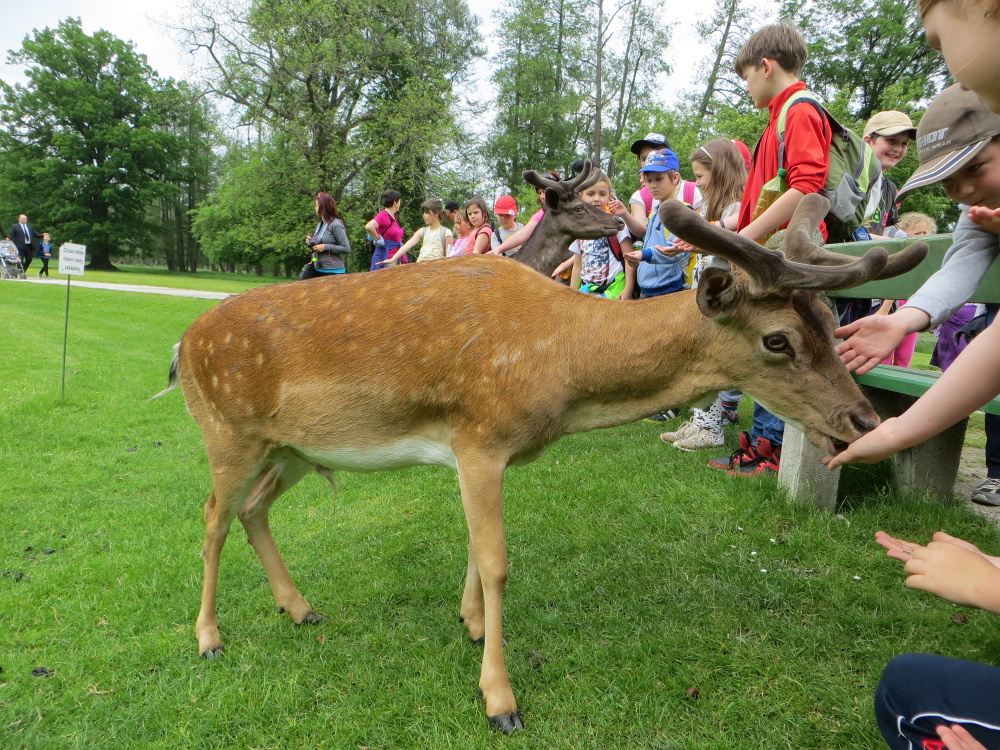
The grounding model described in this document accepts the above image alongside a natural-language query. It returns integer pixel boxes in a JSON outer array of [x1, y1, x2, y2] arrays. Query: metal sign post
[[58, 243, 87, 399]]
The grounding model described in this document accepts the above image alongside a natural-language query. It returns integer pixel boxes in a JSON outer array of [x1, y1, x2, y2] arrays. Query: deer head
[[515, 159, 624, 275], [657, 193, 929, 452]]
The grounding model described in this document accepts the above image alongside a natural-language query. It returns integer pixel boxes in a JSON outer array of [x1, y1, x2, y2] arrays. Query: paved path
[[16, 277, 233, 300]]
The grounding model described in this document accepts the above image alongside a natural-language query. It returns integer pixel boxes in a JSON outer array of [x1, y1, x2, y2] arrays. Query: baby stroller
[[0, 241, 25, 279]]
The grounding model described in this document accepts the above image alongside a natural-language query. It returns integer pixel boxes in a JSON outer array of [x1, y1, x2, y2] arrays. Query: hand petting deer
[[158, 163, 927, 733]]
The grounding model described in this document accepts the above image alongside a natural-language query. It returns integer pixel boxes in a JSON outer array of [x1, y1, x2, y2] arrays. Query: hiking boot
[[971, 478, 1000, 507], [644, 409, 678, 422], [708, 431, 757, 470], [674, 425, 725, 451], [728, 438, 781, 476]]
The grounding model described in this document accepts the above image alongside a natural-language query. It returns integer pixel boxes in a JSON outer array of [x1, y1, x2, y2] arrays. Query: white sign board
[[58, 243, 87, 276]]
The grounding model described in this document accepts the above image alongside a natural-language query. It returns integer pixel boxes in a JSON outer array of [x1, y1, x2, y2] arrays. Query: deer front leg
[[237, 459, 320, 625], [459, 544, 485, 642], [455, 450, 523, 734]]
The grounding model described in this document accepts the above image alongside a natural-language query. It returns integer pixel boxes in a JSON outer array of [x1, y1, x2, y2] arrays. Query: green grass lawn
[[56, 264, 286, 294], [1, 279, 997, 749]]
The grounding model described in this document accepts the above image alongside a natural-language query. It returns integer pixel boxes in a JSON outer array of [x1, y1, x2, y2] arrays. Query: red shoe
[[708, 431, 757, 470], [728, 438, 781, 476]]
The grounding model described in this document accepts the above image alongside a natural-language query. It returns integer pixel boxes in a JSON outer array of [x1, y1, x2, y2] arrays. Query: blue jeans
[[751, 402, 784, 447]]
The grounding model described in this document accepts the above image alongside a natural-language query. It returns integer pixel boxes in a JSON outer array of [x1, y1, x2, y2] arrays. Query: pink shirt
[[530, 209, 545, 224], [374, 210, 404, 243]]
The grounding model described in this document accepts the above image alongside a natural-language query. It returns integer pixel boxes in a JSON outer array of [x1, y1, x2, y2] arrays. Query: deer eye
[[763, 333, 790, 353]]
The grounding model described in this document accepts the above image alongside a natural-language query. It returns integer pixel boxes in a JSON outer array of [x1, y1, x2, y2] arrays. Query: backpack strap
[[607, 233, 623, 264], [775, 91, 830, 177], [640, 185, 654, 217], [682, 180, 695, 206]]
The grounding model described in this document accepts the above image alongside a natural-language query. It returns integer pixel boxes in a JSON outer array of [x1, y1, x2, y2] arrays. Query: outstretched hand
[[823, 418, 901, 470], [874, 531, 1000, 611], [653, 244, 686, 257], [835, 315, 911, 374], [968, 206, 1000, 234], [622, 250, 642, 267]]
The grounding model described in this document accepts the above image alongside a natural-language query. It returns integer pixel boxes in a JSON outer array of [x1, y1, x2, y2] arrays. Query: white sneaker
[[674, 425, 725, 451], [660, 419, 699, 443]]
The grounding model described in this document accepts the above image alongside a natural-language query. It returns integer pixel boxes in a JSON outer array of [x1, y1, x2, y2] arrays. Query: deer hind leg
[[237, 455, 319, 625], [459, 544, 485, 642], [455, 448, 523, 733], [196, 441, 271, 659]]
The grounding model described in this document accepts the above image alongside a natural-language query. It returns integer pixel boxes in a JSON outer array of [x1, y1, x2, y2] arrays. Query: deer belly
[[295, 437, 458, 472]]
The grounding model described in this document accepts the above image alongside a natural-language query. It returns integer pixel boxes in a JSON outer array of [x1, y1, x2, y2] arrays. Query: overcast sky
[[0, 0, 724, 100]]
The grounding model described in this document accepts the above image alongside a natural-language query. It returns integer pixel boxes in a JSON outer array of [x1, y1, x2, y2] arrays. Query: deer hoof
[[298, 611, 323, 625], [487, 711, 524, 734], [200, 645, 225, 659]]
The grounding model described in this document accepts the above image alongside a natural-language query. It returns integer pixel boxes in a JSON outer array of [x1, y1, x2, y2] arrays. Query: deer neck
[[557, 292, 733, 432], [516, 213, 574, 276]]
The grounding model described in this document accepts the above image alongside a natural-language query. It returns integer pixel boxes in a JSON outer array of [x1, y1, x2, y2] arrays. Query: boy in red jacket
[[709, 23, 833, 477]]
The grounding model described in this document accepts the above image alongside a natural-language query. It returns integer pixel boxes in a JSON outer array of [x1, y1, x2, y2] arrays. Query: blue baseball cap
[[639, 148, 679, 173]]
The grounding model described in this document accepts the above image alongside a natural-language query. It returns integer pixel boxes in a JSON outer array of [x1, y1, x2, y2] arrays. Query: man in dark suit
[[7, 215, 41, 272]]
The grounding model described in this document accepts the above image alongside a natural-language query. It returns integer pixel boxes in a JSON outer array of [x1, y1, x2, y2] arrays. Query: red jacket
[[737, 81, 832, 239]]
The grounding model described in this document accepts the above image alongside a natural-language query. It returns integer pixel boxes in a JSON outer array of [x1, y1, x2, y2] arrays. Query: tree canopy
[[0, 18, 193, 269]]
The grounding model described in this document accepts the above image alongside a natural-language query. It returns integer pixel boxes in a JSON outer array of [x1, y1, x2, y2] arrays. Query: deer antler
[[523, 159, 602, 197], [659, 196, 926, 295], [780, 194, 929, 279]]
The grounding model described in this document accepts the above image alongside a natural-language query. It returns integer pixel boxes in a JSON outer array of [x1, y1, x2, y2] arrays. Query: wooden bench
[[777, 233, 1000, 508]]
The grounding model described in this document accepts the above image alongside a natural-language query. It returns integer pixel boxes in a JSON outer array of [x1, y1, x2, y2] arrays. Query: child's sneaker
[[708, 431, 757, 470], [720, 404, 740, 425], [660, 420, 698, 443], [644, 409, 678, 422], [674, 425, 725, 451], [728, 438, 781, 476], [661, 403, 719, 443]]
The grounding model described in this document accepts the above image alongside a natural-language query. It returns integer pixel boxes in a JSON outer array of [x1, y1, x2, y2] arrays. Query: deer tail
[[149, 342, 181, 400]]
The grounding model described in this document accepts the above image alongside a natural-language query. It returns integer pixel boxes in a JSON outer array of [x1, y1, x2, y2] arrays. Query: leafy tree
[[183, 0, 481, 270], [0, 18, 184, 270], [148, 82, 220, 272], [486, 0, 591, 188], [783, 0, 949, 121]]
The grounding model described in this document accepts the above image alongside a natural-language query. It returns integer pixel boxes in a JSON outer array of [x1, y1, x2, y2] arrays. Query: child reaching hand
[[831, 2, 1000, 748], [378, 199, 452, 264]]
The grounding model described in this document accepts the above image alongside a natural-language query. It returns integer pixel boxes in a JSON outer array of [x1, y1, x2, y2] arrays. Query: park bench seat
[[778, 233, 1000, 508]]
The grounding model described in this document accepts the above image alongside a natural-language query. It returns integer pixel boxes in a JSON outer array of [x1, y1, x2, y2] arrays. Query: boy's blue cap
[[639, 149, 679, 173]]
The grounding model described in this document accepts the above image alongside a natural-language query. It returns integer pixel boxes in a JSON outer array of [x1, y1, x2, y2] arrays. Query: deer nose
[[850, 413, 879, 436]]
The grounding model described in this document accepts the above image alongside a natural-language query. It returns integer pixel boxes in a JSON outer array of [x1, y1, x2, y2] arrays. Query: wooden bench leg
[[778, 425, 840, 510], [860, 386, 967, 500], [896, 417, 968, 498]]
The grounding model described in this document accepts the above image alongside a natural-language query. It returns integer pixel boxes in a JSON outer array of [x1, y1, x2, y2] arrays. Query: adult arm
[[364, 217, 382, 241], [316, 221, 350, 257]]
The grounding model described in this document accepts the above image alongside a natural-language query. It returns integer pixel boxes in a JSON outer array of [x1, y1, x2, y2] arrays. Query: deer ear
[[696, 267, 743, 318], [545, 187, 561, 210]]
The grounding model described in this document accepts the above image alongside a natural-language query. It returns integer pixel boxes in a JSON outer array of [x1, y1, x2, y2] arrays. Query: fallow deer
[[504, 162, 622, 276], [160, 193, 927, 733]]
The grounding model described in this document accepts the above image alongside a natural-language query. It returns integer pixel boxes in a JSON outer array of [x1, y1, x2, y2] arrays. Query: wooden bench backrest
[[824, 234, 1000, 303]]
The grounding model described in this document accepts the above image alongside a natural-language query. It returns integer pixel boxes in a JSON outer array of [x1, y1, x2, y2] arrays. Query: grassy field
[[0, 277, 997, 749], [50, 264, 286, 294]]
